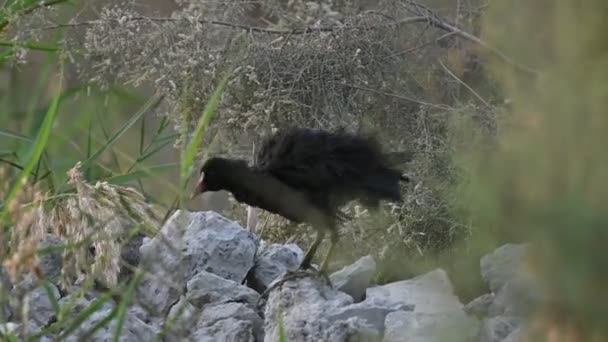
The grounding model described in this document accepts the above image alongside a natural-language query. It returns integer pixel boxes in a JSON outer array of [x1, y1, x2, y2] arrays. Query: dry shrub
[[7, 0, 498, 274]]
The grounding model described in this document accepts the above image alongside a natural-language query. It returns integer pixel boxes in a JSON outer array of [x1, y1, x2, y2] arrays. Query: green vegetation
[[1, 0, 607, 340]]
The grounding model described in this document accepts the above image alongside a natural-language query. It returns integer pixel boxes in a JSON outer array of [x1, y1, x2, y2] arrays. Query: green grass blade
[[0, 128, 33, 142], [42, 281, 61, 316], [103, 163, 178, 185], [0, 158, 24, 171], [108, 85, 146, 103], [0, 40, 60, 52], [56, 292, 114, 340], [80, 94, 164, 171], [128, 138, 176, 170], [85, 117, 93, 180], [0, 47, 14, 63], [80, 307, 118, 340], [179, 74, 230, 197], [112, 270, 144, 342], [278, 309, 287, 342], [96, 110, 122, 172], [139, 115, 146, 155], [0, 63, 63, 225]]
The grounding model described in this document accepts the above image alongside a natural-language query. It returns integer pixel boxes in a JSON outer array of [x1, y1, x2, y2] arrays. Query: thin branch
[[389, 31, 457, 59], [401, 0, 540, 76], [437, 58, 491, 108], [44, 8, 539, 76], [45, 15, 432, 35], [0, 0, 70, 32], [336, 82, 451, 110], [426, 17, 539, 76]]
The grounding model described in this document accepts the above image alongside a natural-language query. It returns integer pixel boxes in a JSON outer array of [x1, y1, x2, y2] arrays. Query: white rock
[[322, 317, 381, 342], [38, 234, 63, 284], [140, 210, 256, 283], [365, 269, 463, 314], [21, 284, 60, 328], [327, 300, 413, 336], [330, 255, 377, 302], [58, 291, 114, 316], [480, 244, 528, 293], [186, 270, 260, 308], [192, 317, 255, 341], [502, 327, 524, 342], [136, 273, 181, 316], [477, 316, 522, 342], [480, 244, 544, 317], [249, 241, 303, 292], [196, 302, 263, 341], [127, 304, 151, 324], [464, 293, 495, 318], [163, 296, 198, 341], [62, 309, 156, 341], [137, 210, 257, 315], [181, 211, 257, 282], [383, 310, 479, 342], [264, 273, 407, 342]]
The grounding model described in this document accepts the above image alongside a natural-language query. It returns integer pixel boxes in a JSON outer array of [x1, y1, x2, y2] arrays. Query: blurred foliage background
[[1, 0, 607, 340]]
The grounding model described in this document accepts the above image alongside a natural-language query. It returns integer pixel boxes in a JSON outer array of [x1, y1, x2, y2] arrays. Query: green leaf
[[179, 74, 230, 199], [112, 270, 144, 342], [43, 281, 61, 316], [80, 307, 118, 341], [55, 292, 114, 340]]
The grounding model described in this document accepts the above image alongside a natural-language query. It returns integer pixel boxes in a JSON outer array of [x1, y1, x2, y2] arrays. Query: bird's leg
[[300, 228, 325, 269], [320, 229, 339, 273], [257, 228, 330, 309]]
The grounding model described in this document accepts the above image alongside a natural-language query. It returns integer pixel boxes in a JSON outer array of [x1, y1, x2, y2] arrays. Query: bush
[[65, 0, 500, 277]]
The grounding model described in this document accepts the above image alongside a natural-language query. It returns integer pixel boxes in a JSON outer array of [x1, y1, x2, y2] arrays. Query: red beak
[[191, 172, 206, 199]]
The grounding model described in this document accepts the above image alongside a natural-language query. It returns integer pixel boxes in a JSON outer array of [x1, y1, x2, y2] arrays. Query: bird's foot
[[256, 265, 333, 308]]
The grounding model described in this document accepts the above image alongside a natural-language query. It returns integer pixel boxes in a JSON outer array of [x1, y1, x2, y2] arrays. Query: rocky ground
[[0, 210, 540, 341]]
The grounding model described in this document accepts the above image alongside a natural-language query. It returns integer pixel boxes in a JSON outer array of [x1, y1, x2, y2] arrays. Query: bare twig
[[45, 15, 432, 35], [0, 0, 70, 32], [437, 59, 491, 108], [389, 31, 457, 58], [401, 0, 540, 76], [47, 9, 539, 76], [335, 82, 451, 110]]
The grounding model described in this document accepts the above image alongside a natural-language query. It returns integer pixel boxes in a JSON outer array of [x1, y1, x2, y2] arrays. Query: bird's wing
[[255, 128, 345, 191]]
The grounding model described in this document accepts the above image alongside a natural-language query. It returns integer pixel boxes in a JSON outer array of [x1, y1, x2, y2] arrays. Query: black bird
[[192, 127, 411, 273]]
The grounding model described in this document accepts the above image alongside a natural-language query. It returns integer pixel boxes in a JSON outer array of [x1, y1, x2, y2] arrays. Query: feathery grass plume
[[1, 166, 47, 285], [1, 162, 159, 288], [48, 162, 160, 288]]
